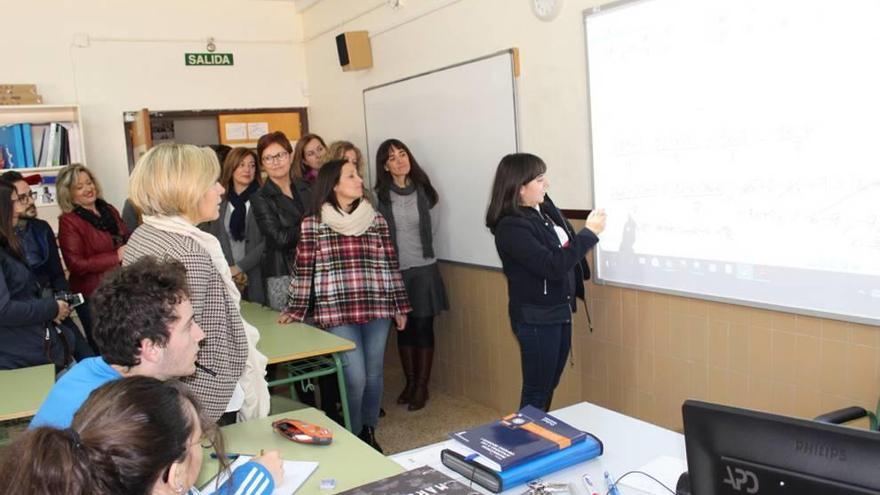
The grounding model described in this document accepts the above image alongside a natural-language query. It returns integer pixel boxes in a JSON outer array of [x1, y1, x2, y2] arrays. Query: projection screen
[[585, 0, 880, 325]]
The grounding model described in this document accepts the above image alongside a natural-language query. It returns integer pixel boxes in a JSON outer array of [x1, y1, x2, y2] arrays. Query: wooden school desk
[[197, 407, 403, 494], [241, 302, 356, 430], [0, 363, 54, 422]]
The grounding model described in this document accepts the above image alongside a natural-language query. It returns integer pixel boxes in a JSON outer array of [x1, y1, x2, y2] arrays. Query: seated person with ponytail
[[1, 376, 282, 495], [30, 256, 206, 429]]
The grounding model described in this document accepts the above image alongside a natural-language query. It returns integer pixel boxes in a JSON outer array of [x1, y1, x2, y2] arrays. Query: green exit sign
[[185, 53, 234, 66]]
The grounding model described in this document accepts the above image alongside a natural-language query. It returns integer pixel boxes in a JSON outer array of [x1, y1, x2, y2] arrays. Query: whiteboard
[[363, 51, 519, 268], [585, 0, 880, 325]]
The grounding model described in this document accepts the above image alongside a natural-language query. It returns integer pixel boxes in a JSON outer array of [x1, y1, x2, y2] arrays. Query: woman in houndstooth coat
[[125, 144, 269, 423]]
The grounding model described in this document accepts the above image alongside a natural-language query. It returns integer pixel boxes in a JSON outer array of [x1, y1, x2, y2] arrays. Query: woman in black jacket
[[485, 153, 606, 411], [250, 131, 312, 310], [0, 180, 76, 370]]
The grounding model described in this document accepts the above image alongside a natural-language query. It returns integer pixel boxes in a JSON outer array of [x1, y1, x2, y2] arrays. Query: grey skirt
[[401, 262, 449, 318]]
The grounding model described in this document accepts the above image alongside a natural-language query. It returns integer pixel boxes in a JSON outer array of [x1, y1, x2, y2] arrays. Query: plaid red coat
[[283, 213, 412, 328]]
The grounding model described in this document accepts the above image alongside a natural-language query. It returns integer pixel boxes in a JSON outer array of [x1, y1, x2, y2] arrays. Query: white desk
[[390, 401, 687, 495]]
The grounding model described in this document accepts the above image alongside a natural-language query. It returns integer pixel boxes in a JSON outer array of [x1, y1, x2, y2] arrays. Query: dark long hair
[[0, 179, 24, 261], [0, 377, 227, 495], [374, 139, 438, 206], [311, 159, 363, 221], [485, 153, 547, 233], [219, 147, 262, 198], [292, 133, 327, 181]]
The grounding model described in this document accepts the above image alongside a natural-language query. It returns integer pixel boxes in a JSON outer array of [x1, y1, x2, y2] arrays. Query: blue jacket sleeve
[[216, 461, 275, 495], [495, 217, 599, 281]]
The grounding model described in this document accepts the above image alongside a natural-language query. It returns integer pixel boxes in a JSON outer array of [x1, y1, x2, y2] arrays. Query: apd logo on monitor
[[722, 465, 759, 494]]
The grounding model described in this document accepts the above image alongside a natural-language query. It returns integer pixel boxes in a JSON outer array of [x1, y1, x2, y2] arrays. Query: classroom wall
[[304, 0, 880, 431], [1, 0, 309, 208]]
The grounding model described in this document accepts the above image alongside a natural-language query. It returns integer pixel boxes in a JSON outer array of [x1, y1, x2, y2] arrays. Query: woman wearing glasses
[[0, 376, 283, 495], [291, 133, 327, 185], [0, 180, 77, 370], [57, 164, 129, 354], [250, 131, 312, 310]]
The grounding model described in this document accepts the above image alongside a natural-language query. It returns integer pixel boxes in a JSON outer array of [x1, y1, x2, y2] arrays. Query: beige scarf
[[321, 200, 376, 236], [142, 215, 270, 421]]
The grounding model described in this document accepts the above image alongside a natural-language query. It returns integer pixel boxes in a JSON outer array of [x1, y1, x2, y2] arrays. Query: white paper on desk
[[619, 455, 687, 495], [200, 455, 318, 495]]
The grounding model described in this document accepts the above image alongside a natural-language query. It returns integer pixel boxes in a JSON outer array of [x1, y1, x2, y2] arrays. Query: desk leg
[[333, 353, 352, 432]]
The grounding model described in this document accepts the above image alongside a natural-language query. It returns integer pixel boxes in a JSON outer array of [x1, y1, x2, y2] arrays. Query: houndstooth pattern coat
[[123, 224, 248, 421]]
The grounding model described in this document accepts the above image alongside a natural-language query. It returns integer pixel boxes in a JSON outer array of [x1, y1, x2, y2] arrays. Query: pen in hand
[[210, 452, 255, 460]]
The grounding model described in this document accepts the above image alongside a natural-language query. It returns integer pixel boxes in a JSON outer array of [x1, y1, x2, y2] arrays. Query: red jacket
[[58, 205, 128, 296]]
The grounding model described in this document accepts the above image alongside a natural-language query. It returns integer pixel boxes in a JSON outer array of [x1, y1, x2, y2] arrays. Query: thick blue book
[[0, 125, 25, 168], [449, 405, 587, 472], [442, 432, 604, 493]]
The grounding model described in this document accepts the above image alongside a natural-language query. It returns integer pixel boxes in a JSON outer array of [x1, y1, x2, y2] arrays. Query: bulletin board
[[218, 112, 302, 147]]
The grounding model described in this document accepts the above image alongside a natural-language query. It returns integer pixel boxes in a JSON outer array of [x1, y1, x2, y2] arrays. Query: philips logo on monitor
[[795, 440, 847, 461], [722, 465, 759, 494]]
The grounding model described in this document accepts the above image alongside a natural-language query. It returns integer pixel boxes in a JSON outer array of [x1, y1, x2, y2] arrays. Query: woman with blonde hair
[[325, 140, 364, 175], [57, 163, 128, 353], [203, 147, 266, 304], [126, 143, 269, 423]]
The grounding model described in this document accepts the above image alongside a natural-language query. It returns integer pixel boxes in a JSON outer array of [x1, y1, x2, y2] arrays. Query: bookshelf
[[0, 104, 86, 230]]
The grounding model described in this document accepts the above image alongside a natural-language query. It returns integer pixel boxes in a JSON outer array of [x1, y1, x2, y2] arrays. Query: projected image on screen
[[585, 0, 880, 324]]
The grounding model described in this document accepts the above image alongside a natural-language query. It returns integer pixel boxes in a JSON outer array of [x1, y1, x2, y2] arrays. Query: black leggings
[[396, 316, 435, 348]]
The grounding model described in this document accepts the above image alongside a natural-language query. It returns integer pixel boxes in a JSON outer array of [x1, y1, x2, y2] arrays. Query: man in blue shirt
[[30, 255, 205, 428]]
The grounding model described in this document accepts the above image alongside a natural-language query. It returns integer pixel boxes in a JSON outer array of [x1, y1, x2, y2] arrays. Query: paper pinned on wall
[[247, 122, 269, 139], [225, 122, 248, 140]]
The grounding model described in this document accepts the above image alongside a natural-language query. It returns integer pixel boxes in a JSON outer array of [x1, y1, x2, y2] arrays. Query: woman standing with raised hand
[[250, 132, 312, 310], [374, 139, 448, 411], [203, 147, 266, 304], [485, 153, 606, 412], [280, 159, 411, 452]]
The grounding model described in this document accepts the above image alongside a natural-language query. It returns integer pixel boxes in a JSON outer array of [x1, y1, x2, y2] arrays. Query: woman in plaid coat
[[280, 159, 411, 452]]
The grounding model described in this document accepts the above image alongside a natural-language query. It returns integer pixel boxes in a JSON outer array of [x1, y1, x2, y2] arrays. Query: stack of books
[[0, 122, 80, 169], [441, 405, 604, 493]]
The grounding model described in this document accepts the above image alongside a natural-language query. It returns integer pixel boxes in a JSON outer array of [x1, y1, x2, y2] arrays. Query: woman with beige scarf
[[125, 143, 270, 423], [280, 159, 411, 452]]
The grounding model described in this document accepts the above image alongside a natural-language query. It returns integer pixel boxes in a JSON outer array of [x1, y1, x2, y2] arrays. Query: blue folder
[[20, 123, 34, 167], [441, 432, 604, 493]]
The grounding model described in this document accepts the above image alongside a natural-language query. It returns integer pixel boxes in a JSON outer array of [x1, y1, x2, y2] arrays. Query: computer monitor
[[682, 400, 880, 494]]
